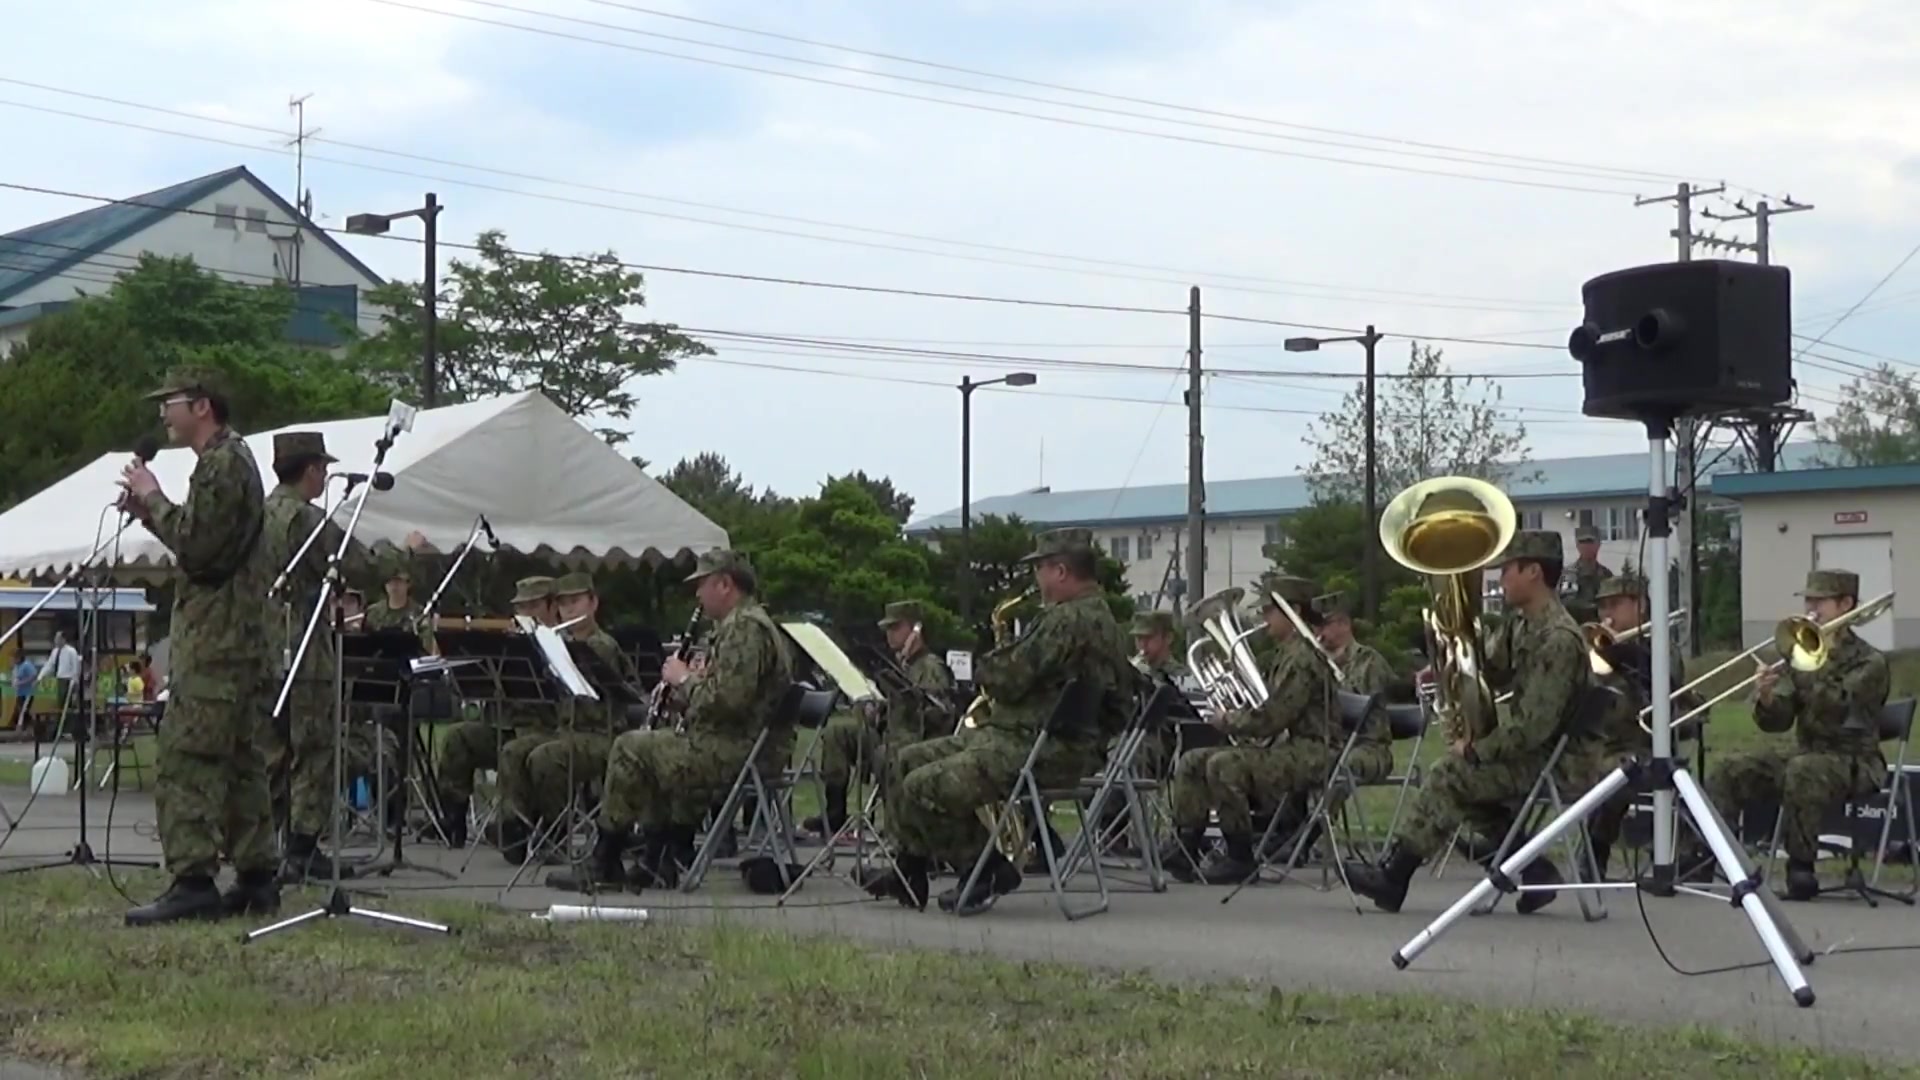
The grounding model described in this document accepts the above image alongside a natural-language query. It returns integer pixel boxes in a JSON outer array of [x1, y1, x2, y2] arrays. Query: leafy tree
[[347, 231, 709, 445], [657, 451, 797, 548], [832, 470, 915, 525], [1304, 342, 1540, 502], [0, 256, 388, 509], [1813, 364, 1920, 466], [925, 514, 1135, 648]]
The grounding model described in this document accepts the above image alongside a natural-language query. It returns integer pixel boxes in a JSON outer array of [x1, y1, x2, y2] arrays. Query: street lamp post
[[958, 371, 1038, 623], [1285, 326, 1385, 620], [346, 193, 443, 407]]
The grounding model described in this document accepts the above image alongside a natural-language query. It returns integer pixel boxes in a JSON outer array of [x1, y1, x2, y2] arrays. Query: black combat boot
[[803, 785, 849, 838], [860, 854, 931, 910], [1782, 859, 1820, 901], [1344, 841, 1423, 914], [1158, 828, 1208, 884], [547, 829, 628, 893], [1199, 832, 1259, 885], [499, 818, 532, 864], [125, 875, 224, 927], [659, 824, 697, 888], [1588, 840, 1612, 883], [937, 850, 1022, 913], [222, 868, 282, 917], [1023, 822, 1069, 874], [437, 798, 469, 849], [277, 833, 341, 884], [1514, 855, 1563, 914]]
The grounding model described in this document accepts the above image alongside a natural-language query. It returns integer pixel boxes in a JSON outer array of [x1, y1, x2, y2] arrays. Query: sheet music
[[515, 615, 599, 700], [781, 622, 880, 702]]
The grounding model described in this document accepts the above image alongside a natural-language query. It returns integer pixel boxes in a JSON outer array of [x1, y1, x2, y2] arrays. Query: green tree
[[1304, 342, 1540, 502], [925, 514, 1136, 648], [657, 451, 797, 549], [831, 470, 915, 525], [1813, 363, 1920, 466], [348, 231, 709, 445], [0, 256, 388, 509]]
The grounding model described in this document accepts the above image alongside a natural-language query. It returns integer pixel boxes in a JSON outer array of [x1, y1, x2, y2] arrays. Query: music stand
[[777, 625, 896, 904], [344, 630, 453, 880], [428, 629, 562, 870]]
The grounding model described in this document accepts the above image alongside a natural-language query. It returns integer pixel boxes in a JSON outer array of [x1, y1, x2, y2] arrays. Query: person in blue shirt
[[9, 656, 36, 731]]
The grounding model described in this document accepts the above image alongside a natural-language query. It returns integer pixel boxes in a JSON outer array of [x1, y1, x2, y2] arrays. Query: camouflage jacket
[[1593, 636, 1693, 754], [263, 482, 378, 685], [1566, 559, 1613, 622], [1332, 640, 1395, 750], [888, 646, 955, 742], [1754, 628, 1888, 757], [365, 599, 424, 633], [563, 624, 645, 731], [685, 600, 795, 747], [1133, 652, 1193, 693], [140, 428, 271, 701], [1227, 632, 1336, 748], [1475, 598, 1588, 765], [972, 590, 1136, 744]]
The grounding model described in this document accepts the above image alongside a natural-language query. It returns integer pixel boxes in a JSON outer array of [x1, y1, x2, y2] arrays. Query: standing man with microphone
[[117, 367, 278, 926]]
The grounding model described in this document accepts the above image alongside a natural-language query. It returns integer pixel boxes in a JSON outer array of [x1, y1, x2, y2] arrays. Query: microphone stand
[[3, 503, 157, 878], [246, 413, 453, 944]]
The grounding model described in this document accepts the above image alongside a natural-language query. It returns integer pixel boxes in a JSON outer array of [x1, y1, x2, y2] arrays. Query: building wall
[[1733, 488, 1920, 650]]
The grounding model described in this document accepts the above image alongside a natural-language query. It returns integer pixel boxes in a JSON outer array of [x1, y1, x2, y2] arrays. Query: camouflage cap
[[144, 365, 229, 402], [1019, 527, 1096, 564], [1596, 575, 1645, 601], [1496, 529, 1565, 567], [1131, 610, 1176, 636], [554, 571, 595, 596], [685, 549, 757, 588], [1315, 592, 1354, 618], [271, 431, 337, 468], [511, 576, 556, 604], [1574, 526, 1602, 543], [877, 600, 924, 628], [1253, 573, 1319, 610], [381, 552, 412, 582], [1798, 568, 1859, 599]]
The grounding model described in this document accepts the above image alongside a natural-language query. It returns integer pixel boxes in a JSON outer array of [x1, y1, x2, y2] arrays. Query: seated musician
[[433, 576, 560, 854], [1159, 575, 1336, 885], [1128, 610, 1190, 782], [807, 600, 954, 840], [365, 561, 425, 633], [1345, 530, 1594, 913], [1703, 568, 1888, 900], [1317, 595, 1396, 788], [338, 588, 367, 628], [571, 550, 795, 890], [866, 528, 1135, 912]]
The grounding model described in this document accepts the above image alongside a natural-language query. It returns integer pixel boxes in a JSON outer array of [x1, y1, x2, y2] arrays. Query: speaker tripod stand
[[1390, 425, 1817, 1007]]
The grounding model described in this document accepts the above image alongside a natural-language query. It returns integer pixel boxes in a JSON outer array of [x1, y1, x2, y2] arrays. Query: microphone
[[133, 434, 162, 463], [339, 471, 396, 491], [478, 515, 501, 549]]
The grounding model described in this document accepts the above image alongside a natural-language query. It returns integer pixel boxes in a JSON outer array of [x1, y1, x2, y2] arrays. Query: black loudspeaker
[[1569, 259, 1793, 421]]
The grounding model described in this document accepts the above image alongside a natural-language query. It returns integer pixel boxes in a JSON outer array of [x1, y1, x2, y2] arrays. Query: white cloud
[[3, 0, 1916, 518]]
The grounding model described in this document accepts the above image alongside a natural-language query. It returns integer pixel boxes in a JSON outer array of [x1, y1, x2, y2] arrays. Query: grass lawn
[[0, 874, 1911, 1080]]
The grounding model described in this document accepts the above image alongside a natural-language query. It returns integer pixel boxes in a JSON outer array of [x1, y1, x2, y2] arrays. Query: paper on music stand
[[514, 615, 598, 700], [946, 650, 974, 682], [410, 655, 482, 677], [780, 622, 880, 702]]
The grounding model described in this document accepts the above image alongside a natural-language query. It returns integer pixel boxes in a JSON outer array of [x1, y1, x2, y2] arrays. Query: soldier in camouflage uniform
[[364, 561, 425, 633], [1705, 568, 1889, 900], [1346, 530, 1594, 914], [569, 551, 795, 890], [805, 600, 954, 838], [433, 576, 559, 852], [1565, 526, 1614, 625], [118, 367, 279, 925], [1160, 576, 1337, 885], [868, 529, 1136, 913], [1319, 596, 1396, 787], [1127, 610, 1189, 782]]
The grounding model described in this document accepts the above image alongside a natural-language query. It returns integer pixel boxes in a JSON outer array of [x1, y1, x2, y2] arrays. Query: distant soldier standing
[[1566, 526, 1613, 625], [1705, 569, 1888, 900], [364, 562, 425, 633], [117, 367, 278, 925]]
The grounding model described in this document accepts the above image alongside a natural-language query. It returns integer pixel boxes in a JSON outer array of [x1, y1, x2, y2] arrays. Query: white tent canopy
[[0, 390, 727, 576]]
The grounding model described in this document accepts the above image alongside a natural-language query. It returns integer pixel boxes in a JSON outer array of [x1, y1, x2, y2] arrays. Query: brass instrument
[[1379, 475, 1517, 749], [962, 587, 1039, 861], [1641, 591, 1894, 735], [1263, 587, 1345, 684], [1184, 587, 1268, 717], [1583, 608, 1688, 678], [958, 588, 1036, 732]]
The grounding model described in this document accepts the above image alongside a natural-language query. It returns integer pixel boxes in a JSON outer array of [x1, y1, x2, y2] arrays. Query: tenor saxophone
[[957, 588, 1035, 732], [960, 587, 1038, 861]]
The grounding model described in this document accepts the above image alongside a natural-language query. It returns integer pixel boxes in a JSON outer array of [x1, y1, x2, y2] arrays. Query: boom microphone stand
[[1390, 418, 1816, 1006], [246, 402, 453, 944]]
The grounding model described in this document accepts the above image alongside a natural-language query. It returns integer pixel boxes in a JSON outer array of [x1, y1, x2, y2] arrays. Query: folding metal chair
[[1221, 690, 1375, 905], [1464, 728, 1608, 921], [1764, 698, 1917, 906], [1051, 682, 1179, 894], [681, 684, 837, 891]]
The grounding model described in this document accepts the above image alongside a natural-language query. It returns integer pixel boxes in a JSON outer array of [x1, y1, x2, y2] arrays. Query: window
[[1137, 533, 1154, 561], [1607, 505, 1640, 542], [213, 203, 238, 230], [1110, 536, 1130, 563], [1576, 507, 1597, 531], [1263, 522, 1286, 548], [1520, 509, 1543, 530], [1133, 593, 1154, 611], [243, 207, 269, 233]]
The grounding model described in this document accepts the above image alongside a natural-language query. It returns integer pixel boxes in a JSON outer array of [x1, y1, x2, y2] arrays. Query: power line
[[369, 0, 1642, 197], [1793, 236, 1920, 361], [0, 82, 1574, 315]]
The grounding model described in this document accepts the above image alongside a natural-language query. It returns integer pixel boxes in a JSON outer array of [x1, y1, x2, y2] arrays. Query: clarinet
[[649, 611, 701, 729]]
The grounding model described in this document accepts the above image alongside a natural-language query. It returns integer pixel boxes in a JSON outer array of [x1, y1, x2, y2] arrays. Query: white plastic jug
[[29, 755, 71, 796]]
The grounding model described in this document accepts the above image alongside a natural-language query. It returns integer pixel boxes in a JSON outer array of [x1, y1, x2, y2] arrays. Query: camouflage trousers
[[266, 685, 400, 837], [818, 713, 937, 789], [1395, 747, 1597, 861], [886, 729, 1100, 866], [522, 730, 613, 824], [436, 719, 504, 803], [155, 688, 276, 879], [1707, 748, 1883, 862], [601, 729, 757, 831], [496, 728, 561, 827], [1168, 742, 1334, 835]]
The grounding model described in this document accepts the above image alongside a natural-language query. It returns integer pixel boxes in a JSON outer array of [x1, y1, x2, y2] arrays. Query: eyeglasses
[[157, 395, 198, 412]]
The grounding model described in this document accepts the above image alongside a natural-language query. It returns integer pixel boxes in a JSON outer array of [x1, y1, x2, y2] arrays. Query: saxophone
[[960, 587, 1039, 861], [957, 587, 1036, 731]]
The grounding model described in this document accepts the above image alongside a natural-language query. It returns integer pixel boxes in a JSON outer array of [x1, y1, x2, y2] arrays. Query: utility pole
[[1361, 325, 1381, 623], [1699, 196, 1816, 471], [1185, 286, 1206, 615], [284, 94, 319, 287], [1635, 182, 1722, 656]]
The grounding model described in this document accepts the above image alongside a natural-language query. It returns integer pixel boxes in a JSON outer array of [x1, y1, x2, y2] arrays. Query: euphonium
[[1379, 475, 1518, 749]]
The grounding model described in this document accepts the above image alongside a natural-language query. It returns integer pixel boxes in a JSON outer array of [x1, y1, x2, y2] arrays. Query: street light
[[1285, 326, 1385, 621], [347, 193, 443, 407], [958, 372, 1039, 622]]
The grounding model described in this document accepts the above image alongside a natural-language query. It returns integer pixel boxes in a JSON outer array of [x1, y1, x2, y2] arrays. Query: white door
[[1812, 533, 1894, 650]]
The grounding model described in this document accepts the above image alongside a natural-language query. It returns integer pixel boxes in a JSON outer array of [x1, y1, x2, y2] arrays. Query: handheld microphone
[[133, 434, 162, 463], [340, 471, 396, 491]]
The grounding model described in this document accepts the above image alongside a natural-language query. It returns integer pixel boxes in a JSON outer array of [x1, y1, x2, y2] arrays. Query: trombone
[[1640, 591, 1894, 735], [1185, 587, 1268, 716], [1584, 608, 1688, 678]]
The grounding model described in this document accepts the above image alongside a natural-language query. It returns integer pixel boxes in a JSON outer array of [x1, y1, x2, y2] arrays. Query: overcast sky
[[5, 0, 1916, 521]]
